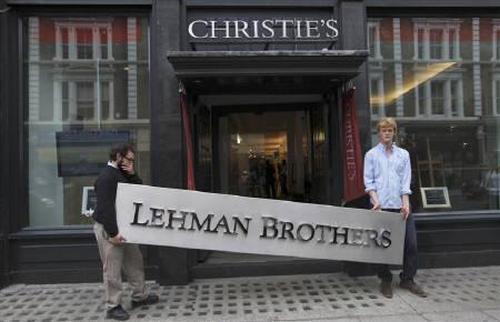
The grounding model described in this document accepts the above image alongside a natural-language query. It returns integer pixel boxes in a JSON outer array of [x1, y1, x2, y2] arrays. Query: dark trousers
[[377, 209, 418, 282], [265, 181, 276, 199]]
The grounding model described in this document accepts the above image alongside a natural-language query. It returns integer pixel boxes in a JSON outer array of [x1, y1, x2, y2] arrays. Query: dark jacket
[[93, 164, 142, 238]]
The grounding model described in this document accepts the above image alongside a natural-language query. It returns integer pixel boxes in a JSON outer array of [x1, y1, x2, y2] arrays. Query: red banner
[[342, 88, 365, 202], [180, 90, 196, 190]]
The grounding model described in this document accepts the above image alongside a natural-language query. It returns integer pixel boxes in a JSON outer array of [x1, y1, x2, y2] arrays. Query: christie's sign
[[116, 184, 405, 265], [187, 18, 339, 40]]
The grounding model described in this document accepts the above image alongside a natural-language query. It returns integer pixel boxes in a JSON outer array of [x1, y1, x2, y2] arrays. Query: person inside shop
[[278, 159, 288, 198], [264, 159, 277, 198], [92, 143, 159, 321], [363, 117, 427, 299]]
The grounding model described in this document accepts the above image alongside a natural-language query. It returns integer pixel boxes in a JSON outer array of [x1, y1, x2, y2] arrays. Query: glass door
[[191, 99, 338, 273], [217, 109, 311, 202]]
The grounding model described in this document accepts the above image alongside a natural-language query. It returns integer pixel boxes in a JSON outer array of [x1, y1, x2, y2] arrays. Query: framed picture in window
[[420, 187, 451, 208], [82, 186, 97, 217], [56, 130, 130, 177]]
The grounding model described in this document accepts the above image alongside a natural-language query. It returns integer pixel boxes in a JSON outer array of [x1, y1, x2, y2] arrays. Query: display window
[[368, 16, 500, 213], [23, 15, 150, 226]]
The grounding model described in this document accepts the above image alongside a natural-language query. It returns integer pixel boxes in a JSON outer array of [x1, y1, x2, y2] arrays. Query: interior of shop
[[189, 93, 338, 269]]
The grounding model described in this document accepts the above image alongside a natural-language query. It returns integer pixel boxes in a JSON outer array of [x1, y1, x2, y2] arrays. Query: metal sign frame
[[420, 186, 451, 208]]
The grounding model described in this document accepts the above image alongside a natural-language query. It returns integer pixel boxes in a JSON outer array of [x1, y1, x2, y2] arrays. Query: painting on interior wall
[[56, 130, 130, 177]]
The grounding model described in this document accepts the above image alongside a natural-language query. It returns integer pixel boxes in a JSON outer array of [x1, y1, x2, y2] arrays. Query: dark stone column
[[328, 91, 343, 206], [0, 0, 20, 288], [150, 0, 191, 285], [0, 0, 7, 289], [338, 0, 371, 153], [338, 0, 373, 277]]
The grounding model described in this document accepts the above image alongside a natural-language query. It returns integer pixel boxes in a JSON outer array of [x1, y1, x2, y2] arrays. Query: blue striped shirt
[[363, 143, 412, 209]]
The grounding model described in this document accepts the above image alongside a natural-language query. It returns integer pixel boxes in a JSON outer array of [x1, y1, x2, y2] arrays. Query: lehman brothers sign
[[117, 184, 405, 265]]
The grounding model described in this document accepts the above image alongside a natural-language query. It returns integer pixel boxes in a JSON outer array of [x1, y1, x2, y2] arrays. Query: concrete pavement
[[0, 266, 499, 322]]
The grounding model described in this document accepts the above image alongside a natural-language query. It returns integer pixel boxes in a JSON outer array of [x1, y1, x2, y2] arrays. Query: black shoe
[[106, 305, 130, 321], [131, 294, 159, 309]]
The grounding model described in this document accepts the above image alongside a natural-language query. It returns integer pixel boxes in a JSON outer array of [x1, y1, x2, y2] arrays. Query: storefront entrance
[[217, 108, 310, 201], [188, 94, 344, 277], [167, 50, 367, 280]]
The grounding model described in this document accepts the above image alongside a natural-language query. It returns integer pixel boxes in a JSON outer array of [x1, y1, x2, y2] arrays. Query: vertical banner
[[342, 88, 365, 202], [180, 88, 196, 190]]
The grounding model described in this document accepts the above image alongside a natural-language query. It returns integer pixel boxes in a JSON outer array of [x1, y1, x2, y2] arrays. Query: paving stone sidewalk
[[1, 266, 499, 322]]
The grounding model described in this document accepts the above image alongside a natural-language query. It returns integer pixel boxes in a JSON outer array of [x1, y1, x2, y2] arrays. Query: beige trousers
[[94, 222, 147, 308]]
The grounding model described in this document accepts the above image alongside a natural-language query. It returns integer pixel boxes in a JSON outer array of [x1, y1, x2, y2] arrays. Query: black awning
[[167, 50, 368, 78], [166, 50, 368, 94]]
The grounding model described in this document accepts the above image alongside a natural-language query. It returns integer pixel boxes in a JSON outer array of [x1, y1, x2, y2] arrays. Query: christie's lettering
[[188, 18, 339, 40], [130, 202, 391, 249], [344, 107, 356, 181]]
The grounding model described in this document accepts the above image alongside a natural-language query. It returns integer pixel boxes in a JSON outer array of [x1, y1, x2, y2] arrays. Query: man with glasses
[[93, 143, 158, 321]]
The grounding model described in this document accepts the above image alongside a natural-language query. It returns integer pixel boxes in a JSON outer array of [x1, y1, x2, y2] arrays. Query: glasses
[[123, 155, 135, 163]]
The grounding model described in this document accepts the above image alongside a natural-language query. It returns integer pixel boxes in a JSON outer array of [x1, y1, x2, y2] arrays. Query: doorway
[[217, 109, 310, 202], [191, 97, 341, 276], [165, 50, 367, 282]]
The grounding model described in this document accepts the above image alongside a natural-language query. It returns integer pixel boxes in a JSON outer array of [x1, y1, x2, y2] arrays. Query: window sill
[[415, 210, 500, 223], [9, 225, 94, 240]]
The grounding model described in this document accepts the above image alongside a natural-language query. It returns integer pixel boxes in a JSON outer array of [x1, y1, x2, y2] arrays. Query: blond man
[[363, 118, 427, 299]]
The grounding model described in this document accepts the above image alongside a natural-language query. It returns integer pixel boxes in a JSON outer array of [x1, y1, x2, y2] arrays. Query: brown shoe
[[400, 280, 428, 298], [131, 294, 159, 309], [380, 281, 393, 298]]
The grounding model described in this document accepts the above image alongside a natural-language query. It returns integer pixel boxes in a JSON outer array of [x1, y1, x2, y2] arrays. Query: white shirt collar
[[107, 161, 118, 169], [377, 142, 395, 152]]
